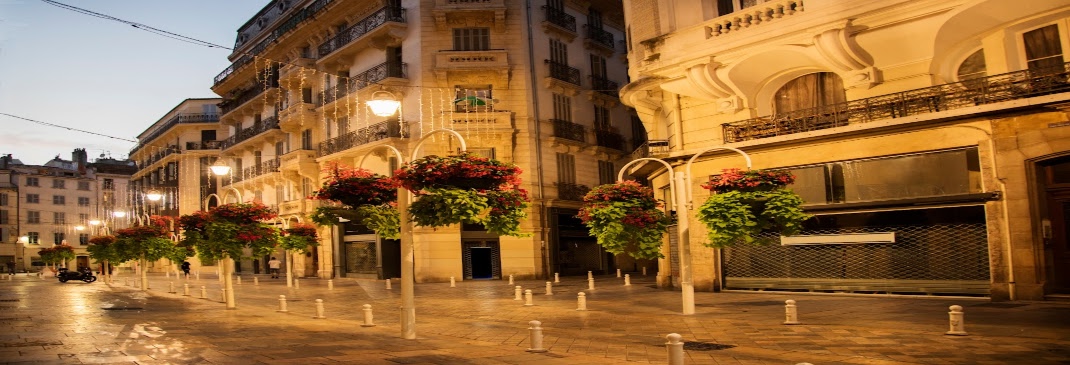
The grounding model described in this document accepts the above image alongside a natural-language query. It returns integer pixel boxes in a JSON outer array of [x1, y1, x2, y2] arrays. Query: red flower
[[701, 168, 795, 194]]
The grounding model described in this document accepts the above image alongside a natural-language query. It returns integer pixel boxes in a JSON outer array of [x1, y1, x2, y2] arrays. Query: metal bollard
[[524, 289, 534, 306], [509, 274, 514, 285], [784, 300, 800, 325], [526, 320, 547, 353], [294, 279, 300, 289], [624, 274, 631, 286], [169, 281, 175, 294], [545, 281, 553, 295], [616, 269, 621, 278], [642, 267, 647, 276], [577, 292, 587, 311], [946, 305, 967, 336], [587, 271, 593, 280], [514, 286, 522, 300], [554, 272, 560, 283], [236, 276, 242, 285], [450, 276, 456, 287], [313, 299, 325, 319], [199, 286, 207, 299], [277, 295, 288, 312], [254, 277, 259, 286], [386, 279, 392, 290], [588, 278, 595, 290], [361, 304, 375, 327], [183, 284, 190, 296], [328, 279, 334, 290], [666, 333, 685, 365]]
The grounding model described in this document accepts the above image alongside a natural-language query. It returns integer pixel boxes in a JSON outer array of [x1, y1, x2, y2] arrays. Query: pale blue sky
[[0, 0, 269, 165]]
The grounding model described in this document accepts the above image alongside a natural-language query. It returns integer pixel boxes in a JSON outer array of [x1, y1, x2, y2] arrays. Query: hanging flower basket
[[312, 164, 399, 208], [394, 152, 521, 193], [696, 168, 811, 248], [280, 223, 320, 254], [578, 181, 671, 260]]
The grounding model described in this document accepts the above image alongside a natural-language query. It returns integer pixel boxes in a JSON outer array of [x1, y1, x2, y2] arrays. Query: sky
[[0, 0, 270, 165]]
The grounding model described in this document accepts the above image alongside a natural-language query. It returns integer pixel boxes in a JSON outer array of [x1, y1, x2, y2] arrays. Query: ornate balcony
[[704, 0, 804, 39], [590, 75, 620, 98], [279, 148, 318, 179], [317, 7, 407, 64], [584, 26, 615, 53], [722, 62, 1070, 143], [185, 141, 222, 150], [318, 62, 407, 108], [318, 120, 406, 157], [432, 0, 506, 32], [129, 113, 219, 156], [219, 68, 280, 116], [551, 119, 585, 143], [627, 140, 670, 161], [595, 130, 625, 151], [545, 60, 582, 94], [556, 182, 590, 201], [278, 102, 317, 133], [238, 158, 280, 182], [541, 7, 576, 41], [220, 117, 282, 151]]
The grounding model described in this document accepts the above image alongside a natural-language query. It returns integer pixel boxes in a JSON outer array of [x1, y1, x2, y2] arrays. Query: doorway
[[462, 240, 500, 279], [1046, 189, 1070, 293]]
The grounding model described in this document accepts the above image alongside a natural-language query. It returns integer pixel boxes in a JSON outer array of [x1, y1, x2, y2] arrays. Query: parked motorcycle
[[57, 267, 96, 283]]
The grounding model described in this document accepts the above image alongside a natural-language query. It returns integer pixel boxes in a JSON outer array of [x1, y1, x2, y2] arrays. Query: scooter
[[57, 267, 97, 283]]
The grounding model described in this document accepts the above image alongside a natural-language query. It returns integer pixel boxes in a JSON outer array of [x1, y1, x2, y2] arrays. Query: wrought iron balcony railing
[[318, 61, 408, 106], [239, 158, 281, 181], [317, 120, 406, 157], [185, 141, 222, 150], [215, 0, 335, 86], [627, 140, 670, 161], [551, 119, 586, 142], [585, 26, 614, 50], [547, 61, 582, 86], [723, 62, 1070, 143], [595, 130, 625, 151], [220, 116, 281, 151], [220, 68, 280, 115], [543, 7, 576, 33], [137, 146, 179, 169], [318, 7, 406, 58], [590, 75, 619, 97], [556, 182, 590, 201], [129, 113, 219, 155]]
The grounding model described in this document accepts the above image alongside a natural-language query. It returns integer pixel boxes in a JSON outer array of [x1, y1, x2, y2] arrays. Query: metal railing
[[220, 68, 280, 115], [129, 113, 219, 155], [318, 7, 406, 58], [551, 119, 586, 142], [547, 61, 582, 86], [723, 62, 1070, 143], [238, 158, 281, 181], [215, 0, 335, 86], [590, 75, 619, 97], [595, 130, 625, 150], [585, 26, 614, 50], [626, 140, 670, 161], [544, 7, 576, 33], [137, 146, 179, 168], [220, 116, 281, 151], [556, 182, 590, 201], [318, 62, 407, 106], [317, 120, 406, 157], [185, 141, 222, 150]]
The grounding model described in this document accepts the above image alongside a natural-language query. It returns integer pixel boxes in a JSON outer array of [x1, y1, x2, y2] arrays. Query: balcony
[[318, 120, 406, 157], [136, 146, 179, 170], [220, 116, 282, 151], [595, 130, 625, 151], [129, 113, 219, 155], [279, 148, 318, 179], [433, 50, 510, 84], [705, 0, 803, 39], [590, 75, 620, 98], [432, 0, 507, 32], [318, 62, 407, 108], [219, 68, 280, 116], [584, 26, 615, 53], [278, 200, 303, 216], [541, 7, 576, 41], [556, 182, 590, 201], [627, 140, 670, 161], [551, 119, 585, 143], [317, 7, 407, 65], [237, 158, 281, 182], [278, 102, 316, 133], [722, 62, 1070, 143], [186, 141, 222, 150], [545, 61, 582, 94]]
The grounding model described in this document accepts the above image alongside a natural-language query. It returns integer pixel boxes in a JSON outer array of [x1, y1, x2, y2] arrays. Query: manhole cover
[[102, 307, 144, 311], [684, 342, 736, 351]]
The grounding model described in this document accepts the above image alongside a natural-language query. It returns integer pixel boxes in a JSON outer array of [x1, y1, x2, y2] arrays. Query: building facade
[[620, 0, 1070, 300], [210, 0, 637, 282]]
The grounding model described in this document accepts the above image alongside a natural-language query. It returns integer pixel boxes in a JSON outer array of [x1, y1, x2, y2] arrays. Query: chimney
[[73, 148, 88, 175], [0, 154, 10, 169]]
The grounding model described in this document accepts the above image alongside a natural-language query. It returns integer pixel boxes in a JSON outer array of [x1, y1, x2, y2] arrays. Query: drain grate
[[684, 342, 736, 351]]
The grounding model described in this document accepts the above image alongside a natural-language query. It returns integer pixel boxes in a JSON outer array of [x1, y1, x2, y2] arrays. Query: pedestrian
[[180, 261, 191, 276], [5, 261, 14, 275], [268, 257, 281, 279]]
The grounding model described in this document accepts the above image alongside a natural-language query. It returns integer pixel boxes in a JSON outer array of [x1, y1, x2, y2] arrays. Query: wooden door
[[1047, 189, 1070, 293]]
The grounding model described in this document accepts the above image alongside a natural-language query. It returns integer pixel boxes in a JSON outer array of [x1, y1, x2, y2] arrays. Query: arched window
[[957, 49, 986, 88], [774, 72, 846, 114]]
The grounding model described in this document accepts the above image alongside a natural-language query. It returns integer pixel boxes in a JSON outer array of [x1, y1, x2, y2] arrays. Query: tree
[[87, 235, 119, 282], [112, 215, 186, 290]]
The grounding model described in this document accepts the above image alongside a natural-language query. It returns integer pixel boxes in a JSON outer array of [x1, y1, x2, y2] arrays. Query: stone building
[[209, 0, 635, 281], [620, 0, 1070, 300]]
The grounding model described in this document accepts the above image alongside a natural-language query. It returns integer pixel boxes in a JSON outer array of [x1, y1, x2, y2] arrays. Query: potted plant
[[311, 164, 401, 238], [578, 180, 671, 260], [394, 152, 521, 192], [696, 168, 811, 248]]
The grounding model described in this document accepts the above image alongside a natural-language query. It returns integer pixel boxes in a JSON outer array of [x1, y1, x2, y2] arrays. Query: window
[[453, 28, 490, 51], [1023, 24, 1064, 71], [27, 232, 39, 244], [52, 179, 65, 189], [103, 178, 114, 190], [0, 210, 7, 224], [103, 192, 114, 204], [52, 195, 65, 205], [630, 114, 647, 147], [774, 72, 846, 114], [454, 86, 493, 112], [598, 160, 615, 185], [587, 8, 603, 29], [556, 153, 576, 184], [77, 181, 90, 190], [550, 39, 568, 64], [26, 194, 39, 204], [26, 177, 38, 186], [54, 232, 64, 245], [78, 197, 90, 206], [79, 233, 89, 245], [0, 193, 6, 206], [594, 106, 610, 130], [590, 54, 608, 79], [301, 129, 313, 150], [53, 212, 65, 225], [553, 93, 572, 121], [79, 213, 89, 224], [957, 49, 987, 88], [468, 148, 496, 159], [27, 211, 40, 224], [717, 0, 736, 15]]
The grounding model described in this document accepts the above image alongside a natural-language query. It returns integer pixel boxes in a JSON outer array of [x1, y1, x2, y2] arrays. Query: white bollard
[[294, 279, 300, 289], [624, 274, 631, 286], [361, 304, 375, 327], [554, 272, 560, 283], [169, 281, 175, 294], [642, 267, 647, 276], [524, 289, 534, 306], [386, 279, 392, 290], [313, 299, 325, 319], [616, 269, 621, 278], [195, 272, 200, 280], [588, 278, 595, 290], [577, 292, 587, 311], [166, 271, 170, 278], [328, 279, 334, 290], [277, 295, 288, 312], [666, 333, 685, 365], [450, 276, 456, 288], [236, 276, 242, 285], [220, 288, 226, 302], [526, 320, 547, 353], [509, 274, 514, 285], [199, 286, 207, 299], [946, 305, 967, 336], [588, 271, 593, 280], [545, 281, 553, 295], [254, 277, 259, 286], [183, 284, 190, 296], [514, 286, 522, 300], [784, 300, 800, 325]]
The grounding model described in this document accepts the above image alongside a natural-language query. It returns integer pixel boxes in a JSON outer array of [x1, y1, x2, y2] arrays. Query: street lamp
[[616, 147, 751, 315], [145, 189, 163, 202], [209, 158, 237, 309], [366, 90, 401, 117]]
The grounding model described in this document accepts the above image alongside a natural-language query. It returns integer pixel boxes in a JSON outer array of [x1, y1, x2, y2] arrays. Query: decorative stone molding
[[432, 0, 507, 33], [812, 21, 878, 89], [433, 50, 511, 87]]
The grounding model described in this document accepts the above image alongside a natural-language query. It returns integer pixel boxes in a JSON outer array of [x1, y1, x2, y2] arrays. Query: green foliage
[[355, 205, 400, 239], [178, 203, 280, 262], [280, 223, 320, 253], [696, 189, 811, 248], [578, 181, 670, 260], [112, 216, 183, 264], [409, 188, 488, 227], [38, 245, 76, 265], [86, 235, 119, 264], [312, 164, 398, 207]]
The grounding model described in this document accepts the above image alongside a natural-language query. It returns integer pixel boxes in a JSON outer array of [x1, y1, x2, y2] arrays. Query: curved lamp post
[[615, 147, 751, 315], [209, 159, 238, 309]]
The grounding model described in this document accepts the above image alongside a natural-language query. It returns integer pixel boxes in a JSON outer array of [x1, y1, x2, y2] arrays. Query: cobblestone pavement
[[2, 271, 1069, 364]]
